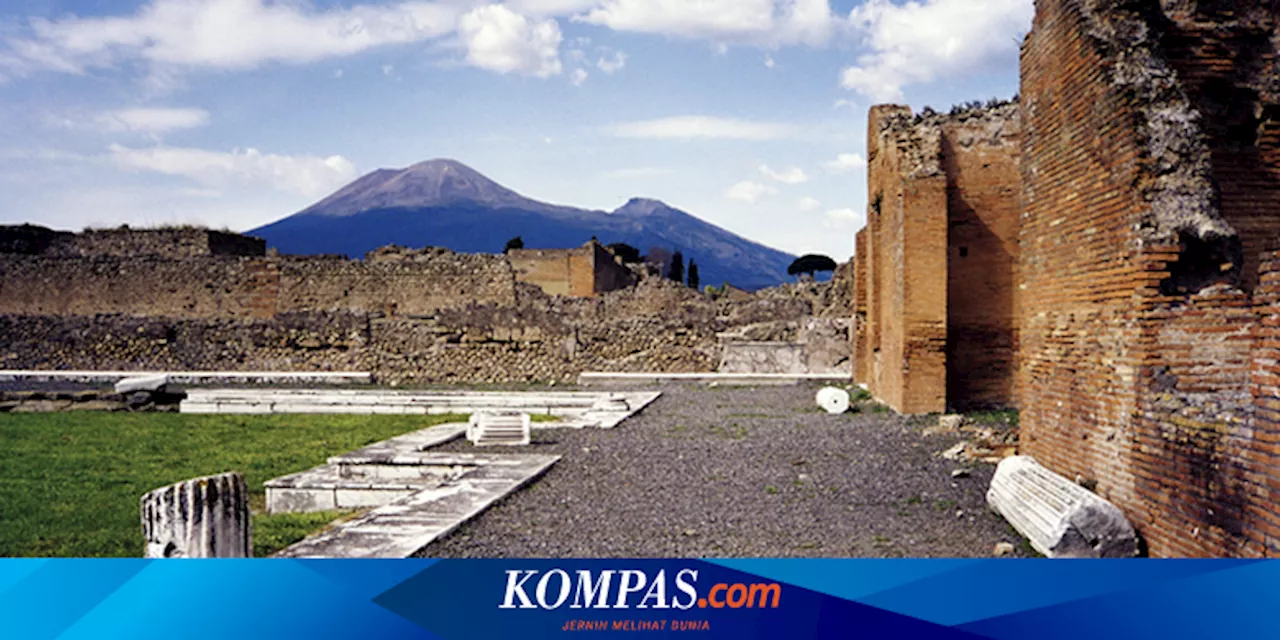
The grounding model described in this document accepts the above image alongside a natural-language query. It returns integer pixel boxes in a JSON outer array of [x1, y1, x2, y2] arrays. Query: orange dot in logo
[[698, 598, 707, 608]]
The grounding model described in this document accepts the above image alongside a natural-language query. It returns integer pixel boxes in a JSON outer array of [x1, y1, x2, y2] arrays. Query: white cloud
[[457, 5, 564, 78], [841, 0, 1033, 102], [823, 207, 861, 228], [577, 0, 835, 47], [798, 196, 821, 212], [759, 164, 809, 184], [332, 68, 344, 79], [725, 180, 778, 204], [571, 67, 588, 85], [107, 144, 357, 198], [88, 107, 210, 135], [764, 54, 776, 68], [610, 116, 795, 140], [833, 98, 856, 110], [504, 0, 604, 17], [595, 51, 626, 74], [1, 0, 462, 75], [825, 152, 866, 172]]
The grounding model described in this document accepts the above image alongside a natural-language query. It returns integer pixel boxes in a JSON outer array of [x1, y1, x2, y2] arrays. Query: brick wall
[[854, 104, 1020, 413], [858, 103, 951, 414], [943, 106, 1023, 410], [509, 241, 635, 298], [853, 229, 869, 385], [1018, 0, 1280, 557]]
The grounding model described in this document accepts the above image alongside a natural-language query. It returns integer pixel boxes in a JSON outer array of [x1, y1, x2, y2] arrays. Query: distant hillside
[[248, 159, 797, 290]]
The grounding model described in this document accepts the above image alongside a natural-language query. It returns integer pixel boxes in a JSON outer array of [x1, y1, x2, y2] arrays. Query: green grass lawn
[[0, 412, 466, 558]]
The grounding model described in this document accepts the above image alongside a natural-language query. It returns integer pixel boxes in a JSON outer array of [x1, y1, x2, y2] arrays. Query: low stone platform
[[0, 370, 371, 385], [183, 389, 661, 428], [275, 452, 560, 558], [577, 372, 852, 386], [266, 421, 561, 558]]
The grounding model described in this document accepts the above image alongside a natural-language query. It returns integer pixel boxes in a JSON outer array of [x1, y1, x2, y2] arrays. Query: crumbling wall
[[275, 248, 518, 316], [507, 242, 635, 298], [0, 255, 276, 318], [855, 102, 1020, 413], [0, 278, 829, 384], [1018, 0, 1280, 557], [0, 225, 266, 258]]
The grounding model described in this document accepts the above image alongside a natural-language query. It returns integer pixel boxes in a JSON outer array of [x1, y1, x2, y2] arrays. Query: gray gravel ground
[[420, 383, 1028, 558]]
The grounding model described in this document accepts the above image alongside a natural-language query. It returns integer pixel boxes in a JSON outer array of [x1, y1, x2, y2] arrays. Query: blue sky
[[0, 0, 1030, 259]]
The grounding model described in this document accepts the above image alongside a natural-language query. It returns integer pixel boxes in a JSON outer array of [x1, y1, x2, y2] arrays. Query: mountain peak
[[296, 157, 541, 217], [614, 197, 676, 217]]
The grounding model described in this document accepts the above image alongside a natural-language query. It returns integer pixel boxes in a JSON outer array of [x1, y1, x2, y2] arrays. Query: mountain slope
[[249, 159, 796, 290]]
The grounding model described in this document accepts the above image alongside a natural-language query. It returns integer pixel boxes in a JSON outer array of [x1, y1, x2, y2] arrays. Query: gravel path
[[421, 383, 1027, 558]]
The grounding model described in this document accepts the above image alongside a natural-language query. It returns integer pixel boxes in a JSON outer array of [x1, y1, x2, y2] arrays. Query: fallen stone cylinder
[[141, 472, 252, 558], [815, 387, 850, 414], [987, 456, 1138, 558]]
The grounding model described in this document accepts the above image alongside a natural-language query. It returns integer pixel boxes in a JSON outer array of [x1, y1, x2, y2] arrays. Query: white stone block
[[468, 412, 531, 446], [115, 374, 169, 394], [987, 456, 1138, 558]]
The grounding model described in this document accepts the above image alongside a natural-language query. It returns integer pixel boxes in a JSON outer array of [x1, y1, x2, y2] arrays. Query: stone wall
[[507, 241, 635, 297], [1017, 0, 1280, 557], [854, 102, 1020, 413], [0, 235, 637, 320], [0, 277, 842, 384], [0, 225, 265, 258]]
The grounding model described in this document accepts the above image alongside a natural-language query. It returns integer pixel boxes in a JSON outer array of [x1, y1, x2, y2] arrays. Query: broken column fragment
[[987, 456, 1138, 558], [141, 472, 252, 558]]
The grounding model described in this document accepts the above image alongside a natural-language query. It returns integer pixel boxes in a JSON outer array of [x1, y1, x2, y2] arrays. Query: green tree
[[668, 250, 685, 283], [503, 236, 524, 253], [687, 260, 700, 290], [787, 254, 838, 278]]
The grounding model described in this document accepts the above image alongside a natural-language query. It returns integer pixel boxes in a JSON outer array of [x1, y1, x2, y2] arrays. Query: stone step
[[468, 413, 531, 447], [180, 389, 663, 429]]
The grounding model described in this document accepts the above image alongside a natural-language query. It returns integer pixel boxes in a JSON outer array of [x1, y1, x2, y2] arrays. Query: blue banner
[[2, 559, 1277, 639]]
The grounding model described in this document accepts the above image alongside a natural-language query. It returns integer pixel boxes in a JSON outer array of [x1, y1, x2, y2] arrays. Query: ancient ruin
[[855, 0, 1280, 557], [0, 225, 852, 386], [854, 100, 1022, 413]]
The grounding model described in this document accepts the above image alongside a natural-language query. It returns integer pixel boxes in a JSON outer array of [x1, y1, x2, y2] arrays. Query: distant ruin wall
[[0, 225, 265, 258], [1018, 0, 1280, 557], [275, 249, 518, 316], [0, 251, 517, 319], [0, 278, 843, 384], [508, 242, 635, 298]]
